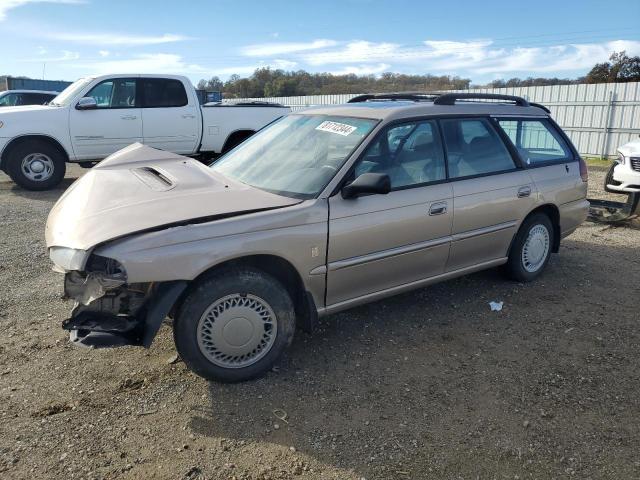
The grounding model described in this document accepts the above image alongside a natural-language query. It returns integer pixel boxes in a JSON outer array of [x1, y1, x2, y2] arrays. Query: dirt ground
[[1, 164, 639, 480]]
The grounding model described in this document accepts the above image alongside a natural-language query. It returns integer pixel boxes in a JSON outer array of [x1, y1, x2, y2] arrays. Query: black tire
[[5, 139, 66, 191], [505, 213, 554, 282], [173, 267, 296, 383], [603, 162, 621, 194]]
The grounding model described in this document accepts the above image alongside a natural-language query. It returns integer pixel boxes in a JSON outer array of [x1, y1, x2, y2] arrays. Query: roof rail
[[433, 93, 530, 107], [348, 92, 438, 103], [529, 102, 551, 113]]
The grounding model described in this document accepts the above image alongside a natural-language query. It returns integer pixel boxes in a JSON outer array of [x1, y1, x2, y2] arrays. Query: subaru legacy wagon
[[46, 93, 589, 382]]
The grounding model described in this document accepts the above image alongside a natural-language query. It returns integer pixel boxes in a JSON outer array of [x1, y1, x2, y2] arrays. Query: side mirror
[[76, 97, 97, 110], [342, 172, 391, 199]]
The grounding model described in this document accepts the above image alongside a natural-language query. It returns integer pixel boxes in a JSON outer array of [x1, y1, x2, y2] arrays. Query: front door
[[327, 120, 453, 307], [140, 77, 201, 154], [69, 77, 142, 160], [440, 117, 536, 271]]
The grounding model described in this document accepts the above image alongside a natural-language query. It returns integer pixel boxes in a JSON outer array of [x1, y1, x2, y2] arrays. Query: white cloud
[[98, 50, 110, 57], [241, 39, 338, 57], [247, 38, 640, 78], [0, 0, 84, 21], [330, 63, 390, 75], [21, 49, 79, 62], [69, 53, 296, 78], [48, 32, 189, 46]]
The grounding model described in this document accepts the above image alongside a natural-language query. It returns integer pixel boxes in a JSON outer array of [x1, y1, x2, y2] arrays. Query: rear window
[[497, 118, 572, 165], [142, 78, 188, 108]]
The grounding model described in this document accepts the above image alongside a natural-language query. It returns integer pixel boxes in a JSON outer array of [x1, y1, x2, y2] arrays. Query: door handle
[[429, 202, 448, 216], [181, 114, 196, 119], [517, 186, 532, 198], [120, 115, 137, 120]]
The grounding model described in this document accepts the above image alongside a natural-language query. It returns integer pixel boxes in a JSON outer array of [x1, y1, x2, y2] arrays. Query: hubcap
[[522, 224, 550, 273], [196, 294, 277, 369], [21, 153, 54, 182]]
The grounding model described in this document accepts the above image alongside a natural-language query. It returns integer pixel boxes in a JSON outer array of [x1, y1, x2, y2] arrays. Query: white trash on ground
[[489, 301, 504, 311]]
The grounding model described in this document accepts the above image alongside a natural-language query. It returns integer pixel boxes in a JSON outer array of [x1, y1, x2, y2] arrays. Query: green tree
[[586, 51, 640, 83]]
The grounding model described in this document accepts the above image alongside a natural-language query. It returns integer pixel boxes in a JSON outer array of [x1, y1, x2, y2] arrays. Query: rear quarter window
[[497, 118, 572, 165]]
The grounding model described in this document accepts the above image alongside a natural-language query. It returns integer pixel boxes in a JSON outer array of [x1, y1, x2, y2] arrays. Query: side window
[[498, 119, 572, 165], [85, 78, 137, 108], [441, 118, 515, 179], [142, 78, 188, 108], [0, 93, 19, 106], [355, 120, 446, 189]]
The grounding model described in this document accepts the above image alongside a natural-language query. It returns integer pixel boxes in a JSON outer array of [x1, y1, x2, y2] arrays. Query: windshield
[[0, 92, 17, 106], [50, 77, 94, 106], [211, 114, 378, 198]]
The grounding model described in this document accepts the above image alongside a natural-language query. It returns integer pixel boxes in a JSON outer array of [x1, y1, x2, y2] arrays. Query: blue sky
[[1, 0, 639, 85]]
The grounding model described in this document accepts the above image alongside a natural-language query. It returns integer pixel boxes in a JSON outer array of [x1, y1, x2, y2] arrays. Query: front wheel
[[173, 268, 296, 383], [5, 140, 66, 191], [505, 213, 554, 282]]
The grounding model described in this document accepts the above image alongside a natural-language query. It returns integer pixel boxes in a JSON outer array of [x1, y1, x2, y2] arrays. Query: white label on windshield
[[315, 121, 357, 136]]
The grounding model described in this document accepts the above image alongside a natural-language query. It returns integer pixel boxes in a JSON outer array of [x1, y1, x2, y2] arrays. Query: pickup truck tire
[[505, 213, 554, 282], [173, 267, 296, 383], [5, 140, 66, 191]]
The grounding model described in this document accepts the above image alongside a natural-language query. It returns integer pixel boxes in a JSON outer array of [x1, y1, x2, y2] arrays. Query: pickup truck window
[[85, 78, 137, 109], [141, 78, 188, 108], [212, 114, 377, 199]]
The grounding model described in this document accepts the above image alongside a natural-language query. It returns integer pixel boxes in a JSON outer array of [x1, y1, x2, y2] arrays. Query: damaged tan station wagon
[[46, 93, 590, 382]]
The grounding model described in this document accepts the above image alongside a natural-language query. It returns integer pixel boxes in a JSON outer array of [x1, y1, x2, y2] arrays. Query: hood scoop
[[131, 166, 175, 191]]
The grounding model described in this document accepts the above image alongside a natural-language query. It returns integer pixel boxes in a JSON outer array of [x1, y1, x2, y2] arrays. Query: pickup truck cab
[[0, 74, 289, 190]]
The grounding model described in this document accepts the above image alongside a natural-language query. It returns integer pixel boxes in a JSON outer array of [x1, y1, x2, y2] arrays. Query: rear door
[[140, 78, 201, 154], [495, 117, 584, 210], [69, 77, 142, 160], [327, 119, 453, 307], [441, 117, 536, 271]]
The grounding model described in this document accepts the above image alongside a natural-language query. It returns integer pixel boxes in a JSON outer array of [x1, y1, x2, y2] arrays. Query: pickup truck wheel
[[173, 267, 296, 383], [6, 140, 66, 190], [505, 213, 553, 282]]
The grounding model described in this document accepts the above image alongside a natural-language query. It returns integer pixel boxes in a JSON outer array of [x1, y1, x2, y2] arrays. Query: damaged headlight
[[49, 247, 90, 271]]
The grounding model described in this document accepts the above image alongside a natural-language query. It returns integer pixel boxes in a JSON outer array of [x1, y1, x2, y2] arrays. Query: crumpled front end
[[57, 253, 186, 349]]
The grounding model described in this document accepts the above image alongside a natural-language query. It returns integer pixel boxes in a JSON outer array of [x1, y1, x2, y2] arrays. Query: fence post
[[600, 90, 614, 159]]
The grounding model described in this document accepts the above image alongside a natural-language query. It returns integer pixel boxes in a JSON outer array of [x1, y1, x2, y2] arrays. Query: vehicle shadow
[[8, 177, 78, 200], [188, 233, 640, 478]]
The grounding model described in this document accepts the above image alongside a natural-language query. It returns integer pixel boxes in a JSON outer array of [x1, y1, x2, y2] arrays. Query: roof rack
[[433, 93, 530, 107], [348, 92, 438, 103]]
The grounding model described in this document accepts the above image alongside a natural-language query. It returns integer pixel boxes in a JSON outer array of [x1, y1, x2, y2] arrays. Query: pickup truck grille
[[631, 157, 640, 172]]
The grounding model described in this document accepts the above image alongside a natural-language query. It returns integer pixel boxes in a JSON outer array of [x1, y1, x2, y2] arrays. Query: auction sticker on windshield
[[315, 120, 357, 136]]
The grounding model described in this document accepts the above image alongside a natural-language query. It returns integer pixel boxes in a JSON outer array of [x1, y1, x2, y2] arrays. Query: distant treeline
[[197, 51, 640, 98]]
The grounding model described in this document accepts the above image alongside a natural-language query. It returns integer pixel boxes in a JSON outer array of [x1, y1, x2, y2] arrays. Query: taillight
[[578, 157, 588, 183]]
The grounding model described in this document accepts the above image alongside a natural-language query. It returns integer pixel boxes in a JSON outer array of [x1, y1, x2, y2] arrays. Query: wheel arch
[[0, 134, 70, 171], [511, 204, 561, 254], [221, 129, 256, 154], [175, 254, 318, 333]]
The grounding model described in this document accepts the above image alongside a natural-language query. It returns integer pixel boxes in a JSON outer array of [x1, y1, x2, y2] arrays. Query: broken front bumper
[[61, 270, 187, 349]]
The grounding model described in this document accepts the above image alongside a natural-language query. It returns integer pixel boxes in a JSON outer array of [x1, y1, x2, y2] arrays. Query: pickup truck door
[[140, 78, 201, 154], [69, 77, 142, 160]]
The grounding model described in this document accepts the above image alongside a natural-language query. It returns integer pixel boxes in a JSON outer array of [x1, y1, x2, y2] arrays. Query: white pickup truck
[[0, 74, 289, 190]]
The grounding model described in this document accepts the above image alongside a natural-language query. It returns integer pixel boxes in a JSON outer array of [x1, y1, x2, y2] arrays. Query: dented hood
[[46, 143, 301, 250]]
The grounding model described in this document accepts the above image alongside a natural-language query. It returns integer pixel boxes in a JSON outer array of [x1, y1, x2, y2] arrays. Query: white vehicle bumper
[[607, 161, 640, 193]]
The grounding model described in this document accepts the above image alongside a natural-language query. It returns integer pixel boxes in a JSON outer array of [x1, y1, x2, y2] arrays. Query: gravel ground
[[1, 165, 639, 480]]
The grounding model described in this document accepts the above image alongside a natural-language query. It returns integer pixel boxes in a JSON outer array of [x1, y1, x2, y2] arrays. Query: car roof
[[302, 101, 550, 121], [0, 89, 59, 95], [300, 94, 550, 121]]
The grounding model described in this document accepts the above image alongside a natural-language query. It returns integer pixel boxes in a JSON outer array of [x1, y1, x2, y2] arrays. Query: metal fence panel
[[229, 82, 640, 157]]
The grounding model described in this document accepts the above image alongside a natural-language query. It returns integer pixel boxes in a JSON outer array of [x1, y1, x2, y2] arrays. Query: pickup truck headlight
[[617, 153, 626, 165], [49, 247, 90, 271]]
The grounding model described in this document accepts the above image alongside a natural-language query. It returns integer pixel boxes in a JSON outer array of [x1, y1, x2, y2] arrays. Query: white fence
[[228, 82, 640, 158]]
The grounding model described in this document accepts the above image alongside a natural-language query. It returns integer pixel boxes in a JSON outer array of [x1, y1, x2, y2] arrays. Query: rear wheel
[[5, 140, 66, 190], [505, 213, 554, 282], [173, 267, 296, 383]]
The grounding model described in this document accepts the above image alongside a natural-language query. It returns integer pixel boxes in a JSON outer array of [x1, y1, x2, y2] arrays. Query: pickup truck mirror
[[76, 97, 98, 110], [342, 173, 391, 199]]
